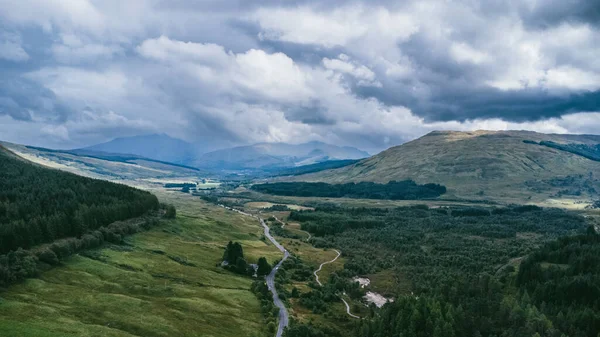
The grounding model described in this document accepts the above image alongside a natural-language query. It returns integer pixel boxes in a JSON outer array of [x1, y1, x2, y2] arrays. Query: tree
[[586, 225, 597, 236], [223, 241, 244, 264], [37, 248, 59, 265], [257, 257, 272, 276], [235, 257, 248, 274], [165, 205, 176, 219]]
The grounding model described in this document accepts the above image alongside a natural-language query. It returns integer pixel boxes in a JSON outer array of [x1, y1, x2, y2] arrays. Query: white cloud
[[233, 49, 312, 102], [138, 36, 313, 104], [450, 42, 489, 65], [545, 66, 600, 91], [252, 5, 418, 50], [323, 55, 380, 87], [482, 21, 600, 91], [137, 36, 230, 66]]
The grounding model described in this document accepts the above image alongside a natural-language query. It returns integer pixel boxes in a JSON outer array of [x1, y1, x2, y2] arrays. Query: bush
[[37, 248, 59, 265], [164, 205, 176, 219]]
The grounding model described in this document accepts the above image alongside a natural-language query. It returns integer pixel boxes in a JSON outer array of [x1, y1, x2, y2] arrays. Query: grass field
[[0, 191, 281, 337]]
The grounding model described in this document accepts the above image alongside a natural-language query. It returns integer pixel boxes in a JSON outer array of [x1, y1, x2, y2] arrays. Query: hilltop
[[289, 130, 600, 205]]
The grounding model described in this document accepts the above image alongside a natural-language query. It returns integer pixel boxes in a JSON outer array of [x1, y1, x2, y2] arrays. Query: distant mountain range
[[79, 134, 369, 171], [289, 130, 600, 204], [80, 134, 198, 165], [195, 141, 369, 170]]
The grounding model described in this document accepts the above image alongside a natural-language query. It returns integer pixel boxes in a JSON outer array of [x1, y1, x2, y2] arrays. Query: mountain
[[289, 130, 600, 204], [1, 141, 203, 182], [80, 134, 197, 165], [195, 141, 369, 170]]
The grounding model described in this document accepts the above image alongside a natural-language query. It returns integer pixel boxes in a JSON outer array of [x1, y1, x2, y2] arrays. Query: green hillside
[[291, 131, 600, 205], [0, 145, 161, 286], [0, 145, 159, 253]]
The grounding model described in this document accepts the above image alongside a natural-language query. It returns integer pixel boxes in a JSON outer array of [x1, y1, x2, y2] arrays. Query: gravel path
[[313, 249, 341, 286]]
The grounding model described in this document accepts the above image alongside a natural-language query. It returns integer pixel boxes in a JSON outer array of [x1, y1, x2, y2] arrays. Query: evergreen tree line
[[0, 148, 159, 254], [251, 180, 447, 200], [0, 216, 162, 287]]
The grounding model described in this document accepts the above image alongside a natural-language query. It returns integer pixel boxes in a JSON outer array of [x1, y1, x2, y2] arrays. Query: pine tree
[[257, 257, 272, 276]]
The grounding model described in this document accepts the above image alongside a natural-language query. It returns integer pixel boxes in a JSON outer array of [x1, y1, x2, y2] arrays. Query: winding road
[[313, 250, 361, 319], [313, 249, 341, 286], [224, 205, 358, 329], [260, 218, 290, 337], [341, 298, 361, 319], [274, 216, 311, 242], [221, 205, 289, 337]]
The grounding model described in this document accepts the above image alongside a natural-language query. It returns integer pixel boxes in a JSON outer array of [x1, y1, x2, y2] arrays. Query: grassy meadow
[[0, 191, 281, 337]]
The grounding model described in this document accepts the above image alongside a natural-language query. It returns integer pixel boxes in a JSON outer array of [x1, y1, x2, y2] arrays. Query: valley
[[2, 129, 600, 337], [2, 2, 599, 336]]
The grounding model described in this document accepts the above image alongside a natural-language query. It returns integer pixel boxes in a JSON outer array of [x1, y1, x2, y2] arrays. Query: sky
[[0, 0, 599, 153]]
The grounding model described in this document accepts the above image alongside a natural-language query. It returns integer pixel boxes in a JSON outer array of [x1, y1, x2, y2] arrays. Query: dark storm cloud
[[419, 88, 600, 122], [284, 102, 336, 125], [356, 81, 600, 123], [519, 0, 600, 28]]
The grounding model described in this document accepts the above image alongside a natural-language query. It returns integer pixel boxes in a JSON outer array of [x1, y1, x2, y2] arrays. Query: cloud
[[138, 35, 313, 103], [0, 0, 598, 153], [0, 76, 72, 122], [450, 42, 489, 65], [51, 34, 123, 64], [0, 32, 29, 62], [323, 54, 380, 87]]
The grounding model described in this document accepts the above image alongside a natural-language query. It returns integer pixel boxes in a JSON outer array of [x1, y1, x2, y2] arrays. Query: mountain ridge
[[195, 141, 369, 170], [287, 130, 600, 204], [79, 134, 369, 171]]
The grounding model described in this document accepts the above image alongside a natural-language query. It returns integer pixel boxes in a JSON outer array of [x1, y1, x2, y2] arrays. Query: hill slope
[[196, 141, 369, 169], [1, 141, 202, 182], [81, 134, 198, 165], [291, 130, 600, 204], [0, 145, 159, 255]]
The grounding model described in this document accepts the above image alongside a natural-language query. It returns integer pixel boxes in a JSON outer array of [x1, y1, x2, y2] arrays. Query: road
[[260, 218, 290, 337], [222, 205, 290, 337], [274, 216, 311, 242], [313, 249, 341, 286], [341, 298, 361, 319], [313, 250, 361, 319]]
